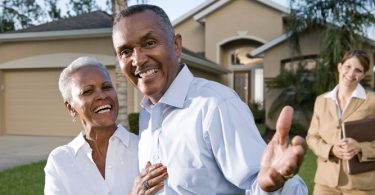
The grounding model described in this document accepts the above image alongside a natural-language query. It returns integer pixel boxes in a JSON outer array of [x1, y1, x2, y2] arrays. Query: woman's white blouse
[[44, 125, 139, 195]]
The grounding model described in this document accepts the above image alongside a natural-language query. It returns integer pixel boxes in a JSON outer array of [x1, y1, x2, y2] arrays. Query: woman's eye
[[82, 89, 93, 95]]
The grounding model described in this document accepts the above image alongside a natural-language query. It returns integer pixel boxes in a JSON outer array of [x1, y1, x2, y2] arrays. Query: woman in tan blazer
[[307, 49, 375, 195]]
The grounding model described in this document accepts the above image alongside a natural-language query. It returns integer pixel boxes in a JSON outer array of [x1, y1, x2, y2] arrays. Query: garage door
[[4, 67, 117, 136], [4, 68, 81, 136]]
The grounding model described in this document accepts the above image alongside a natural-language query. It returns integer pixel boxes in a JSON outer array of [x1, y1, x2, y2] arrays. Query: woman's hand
[[130, 162, 168, 195], [332, 138, 361, 160]]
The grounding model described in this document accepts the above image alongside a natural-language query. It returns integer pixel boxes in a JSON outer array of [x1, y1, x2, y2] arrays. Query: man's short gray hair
[[58, 56, 110, 102]]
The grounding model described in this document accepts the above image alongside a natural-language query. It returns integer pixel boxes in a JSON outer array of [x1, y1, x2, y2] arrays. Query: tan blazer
[[307, 90, 375, 190]]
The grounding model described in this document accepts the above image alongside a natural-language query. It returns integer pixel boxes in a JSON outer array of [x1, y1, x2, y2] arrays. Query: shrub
[[128, 112, 139, 135]]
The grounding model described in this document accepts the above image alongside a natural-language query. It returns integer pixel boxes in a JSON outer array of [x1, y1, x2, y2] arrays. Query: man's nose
[[131, 47, 147, 66]]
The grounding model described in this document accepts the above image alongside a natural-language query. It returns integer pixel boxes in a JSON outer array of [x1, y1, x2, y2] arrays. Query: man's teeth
[[94, 105, 112, 113], [139, 69, 158, 78]]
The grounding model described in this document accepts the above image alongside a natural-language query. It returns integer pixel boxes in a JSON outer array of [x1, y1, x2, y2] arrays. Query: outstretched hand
[[257, 106, 306, 192]]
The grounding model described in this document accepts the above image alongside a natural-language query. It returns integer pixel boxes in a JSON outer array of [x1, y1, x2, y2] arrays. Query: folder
[[342, 118, 375, 174]]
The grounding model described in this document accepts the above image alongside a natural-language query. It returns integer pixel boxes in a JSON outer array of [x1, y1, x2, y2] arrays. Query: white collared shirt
[[324, 84, 367, 118], [138, 65, 307, 195], [44, 125, 139, 195]]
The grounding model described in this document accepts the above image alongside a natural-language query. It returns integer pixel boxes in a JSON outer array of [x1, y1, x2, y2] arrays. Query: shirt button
[[108, 165, 112, 169], [153, 154, 160, 162]]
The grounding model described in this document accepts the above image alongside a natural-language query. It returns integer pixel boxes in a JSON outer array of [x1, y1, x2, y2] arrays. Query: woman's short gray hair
[[58, 56, 110, 102]]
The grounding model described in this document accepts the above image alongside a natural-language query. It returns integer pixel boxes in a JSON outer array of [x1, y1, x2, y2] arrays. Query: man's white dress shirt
[[138, 65, 307, 195], [44, 125, 139, 195]]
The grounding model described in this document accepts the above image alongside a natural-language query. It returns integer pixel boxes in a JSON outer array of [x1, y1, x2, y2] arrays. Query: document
[[342, 118, 375, 174]]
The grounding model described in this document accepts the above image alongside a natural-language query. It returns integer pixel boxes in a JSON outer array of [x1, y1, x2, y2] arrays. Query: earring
[[72, 112, 77, 123]]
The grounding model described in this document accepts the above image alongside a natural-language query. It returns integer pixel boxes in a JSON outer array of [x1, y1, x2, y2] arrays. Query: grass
[[0, 146, 317, 195], [0, 160, 45, 195], [299, 149, 317, 195]]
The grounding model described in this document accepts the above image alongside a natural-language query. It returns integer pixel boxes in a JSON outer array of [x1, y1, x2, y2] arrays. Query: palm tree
[[266, 0, 375, 134], [266, 61, 316, 133], [285, 0, 375, 95]]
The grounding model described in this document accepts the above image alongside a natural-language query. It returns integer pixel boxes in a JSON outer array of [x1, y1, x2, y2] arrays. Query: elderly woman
[[307, 49, 375, 195], [44, 57, 167, 195]]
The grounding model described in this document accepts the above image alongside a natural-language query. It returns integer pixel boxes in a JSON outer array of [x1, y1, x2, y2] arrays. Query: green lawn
[[0, 150, 317, 195], [0, 160, 45, 195], [299, 149, 317, 195]]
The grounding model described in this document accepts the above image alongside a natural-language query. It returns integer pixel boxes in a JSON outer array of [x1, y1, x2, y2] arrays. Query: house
[[0, 0, 374, 136]]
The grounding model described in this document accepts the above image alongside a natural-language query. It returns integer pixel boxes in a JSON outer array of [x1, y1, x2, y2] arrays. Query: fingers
[[140, 162, 163, 177], [275, 106, 294, 145], [136, 163, 168, 194], [257, 167, 285, 192]]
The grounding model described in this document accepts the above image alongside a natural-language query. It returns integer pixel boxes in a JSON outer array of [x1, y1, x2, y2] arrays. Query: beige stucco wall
[[0, 70, 4, 135], [204, 0, 284, 63], [263, 30, 322, 129], [0, 38, 115, 64], [174, 18, 205, 53]]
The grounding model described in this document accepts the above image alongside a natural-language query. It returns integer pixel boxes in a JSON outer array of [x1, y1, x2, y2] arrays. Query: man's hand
[[257, 106, 306, 192]]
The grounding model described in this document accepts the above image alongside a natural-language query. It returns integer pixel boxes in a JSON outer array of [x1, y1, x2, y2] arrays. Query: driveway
[[0, 135, 73, 170]]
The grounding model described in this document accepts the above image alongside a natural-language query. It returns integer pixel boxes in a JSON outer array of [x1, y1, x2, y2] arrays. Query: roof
[[173, 0, 289, 26], [15, 11, 112, 33], [0, 11, 228, 74]]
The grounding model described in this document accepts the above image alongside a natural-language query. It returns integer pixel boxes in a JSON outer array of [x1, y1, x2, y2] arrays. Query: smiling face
[[66, 66, 118, 130], [112, 10, 182, 104], [337, 56, 366, 89]]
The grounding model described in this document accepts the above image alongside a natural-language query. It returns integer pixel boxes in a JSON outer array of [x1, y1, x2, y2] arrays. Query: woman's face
[[66, 66, 118, 129], [338, 56, 366, 88]]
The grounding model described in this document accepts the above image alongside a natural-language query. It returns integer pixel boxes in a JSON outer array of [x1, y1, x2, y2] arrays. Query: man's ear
[[65, 101, 76, 117], [174, 33, 182, 59]]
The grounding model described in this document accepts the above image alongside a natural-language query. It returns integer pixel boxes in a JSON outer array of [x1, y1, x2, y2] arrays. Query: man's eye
[[103, 84, 113, 90], [145, 40, 156, 47], [120, 49, 132, 58]]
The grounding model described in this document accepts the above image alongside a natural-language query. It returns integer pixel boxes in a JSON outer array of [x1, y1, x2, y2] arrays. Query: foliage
[[266, 61, 316, 132], [0, 0, 109, 33], [0, 0, 43, 32], [67, 0, 100, 17], [128, 112, 139, 135], [285, 0, 375, 95], [0, 160, 45, 195], [248, 101, 265, 124]]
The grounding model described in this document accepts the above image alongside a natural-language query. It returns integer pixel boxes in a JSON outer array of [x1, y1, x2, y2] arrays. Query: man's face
[[112, 10, 182, 104]]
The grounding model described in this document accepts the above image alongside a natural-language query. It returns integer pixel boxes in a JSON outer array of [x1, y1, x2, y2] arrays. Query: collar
[[141, 64, 193, 110], [324, 84, 367, 100], [69, 124, 130, 156]]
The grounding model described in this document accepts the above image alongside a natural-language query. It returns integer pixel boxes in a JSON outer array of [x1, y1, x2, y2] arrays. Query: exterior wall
[[0, 70, 4, 135], [263, 30, 321, 129], [204, 0, 284, 63], [174, 17, 205, 53], [0, 37, 119, 136], [0, 38, 115, 64]]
